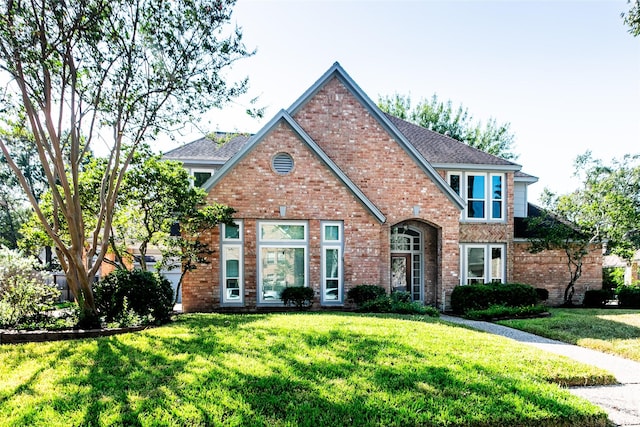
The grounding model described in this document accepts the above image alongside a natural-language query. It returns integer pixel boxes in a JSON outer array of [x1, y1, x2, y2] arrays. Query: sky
[[162, 0, 640, 203]]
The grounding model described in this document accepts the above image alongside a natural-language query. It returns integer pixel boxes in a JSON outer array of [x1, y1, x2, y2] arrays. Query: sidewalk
[[440, 315, 640, 427]]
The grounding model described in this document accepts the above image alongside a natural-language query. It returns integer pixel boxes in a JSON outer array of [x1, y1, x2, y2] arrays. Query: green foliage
[[358, 291, 439, 316], [451, 283, 538, 314], [582, 289, 612, 308], [346, 284, 386, 305], [378, 93, 518, 160], [465, 304, 548, 321], [617, 285, 640, 308], [0, 247, 59, 327], [623, 0, 640, 36], [94, 269, 173, 325], [280, 286, 314, 308], [603, 267, 625, 290]]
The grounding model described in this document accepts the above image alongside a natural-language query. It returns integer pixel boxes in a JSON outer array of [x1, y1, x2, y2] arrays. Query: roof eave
[[431, 163, 522, 172]]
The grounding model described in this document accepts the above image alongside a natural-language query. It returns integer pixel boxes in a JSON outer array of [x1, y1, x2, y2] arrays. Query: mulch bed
[[0, 326, 148, 345]]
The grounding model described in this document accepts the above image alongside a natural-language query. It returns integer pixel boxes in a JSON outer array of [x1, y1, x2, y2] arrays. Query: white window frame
[[190, 168, 215, 187], [221, 220, 243, 305], [448, 171, 506, 222], [257, 221, 308, 305], [459, 243, 506, 285], [321, 221, 343, 305]]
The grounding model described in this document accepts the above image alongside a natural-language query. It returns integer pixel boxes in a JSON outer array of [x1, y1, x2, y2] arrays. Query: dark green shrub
[[391, 290, 412, 303], [451, 283, 538, 314], [94, 269, 174, 324], [465, 304, 547, 321], [618, 286, 640, 308], [582, 289, 611, 308], [359, 296, 392, 313], [535, 288, 549, 301], [357, 291, 439, 317], [280, 286, 314, 308], [347, 284, 386, 305]]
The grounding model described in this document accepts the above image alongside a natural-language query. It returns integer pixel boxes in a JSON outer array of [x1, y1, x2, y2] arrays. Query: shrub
[[0, 247, 59, 328], [357, 291, 440, 317], [280, 286, 314, 308], [347, 284, 386, 305], [94, 269, 173, 325], [451, 283, 538, 314], [582, 289, 612, 308], [603, 267, 625, 291], [359, 296, 392, 313], [535, 288, 549, 301], [618, 286, 640, 308], [465, 304, 548, 321]]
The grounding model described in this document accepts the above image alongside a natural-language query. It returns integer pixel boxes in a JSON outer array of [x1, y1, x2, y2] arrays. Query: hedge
[[451, 283, 538, 314]]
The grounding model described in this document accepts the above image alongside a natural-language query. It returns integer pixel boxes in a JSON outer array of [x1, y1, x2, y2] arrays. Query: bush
[[618, 286, 640, 308], [451, 283, 538, 314], [94, 269, 173, 325], [347, 284, 386, 305], [357, 291, 439, 317], [582, 289, 612, 308], [603, 267, 625, 291], [280, 286, 314, 308], [535, 288, 549, 302], [0, 247, 59, 328], [465, 304, 548, 321]]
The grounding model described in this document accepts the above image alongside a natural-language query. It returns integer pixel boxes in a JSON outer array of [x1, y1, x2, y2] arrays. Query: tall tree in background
[[378, 94, 518, 161], [0, 0, 252, 326], [623, 0, 640, 36]]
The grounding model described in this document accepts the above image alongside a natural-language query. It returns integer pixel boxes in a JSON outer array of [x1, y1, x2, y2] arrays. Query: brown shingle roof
[[384, 113, 519, 168], [164, 133, 252, 163]]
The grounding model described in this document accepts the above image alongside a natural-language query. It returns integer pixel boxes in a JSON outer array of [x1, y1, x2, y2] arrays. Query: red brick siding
[[513, 242, 603, 305]]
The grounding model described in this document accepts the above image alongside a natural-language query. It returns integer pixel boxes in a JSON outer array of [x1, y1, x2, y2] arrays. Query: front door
[[391, 254, 411, 293]]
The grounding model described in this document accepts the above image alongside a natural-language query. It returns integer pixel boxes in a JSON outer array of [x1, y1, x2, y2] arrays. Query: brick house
[[165, 62, 602, 312]]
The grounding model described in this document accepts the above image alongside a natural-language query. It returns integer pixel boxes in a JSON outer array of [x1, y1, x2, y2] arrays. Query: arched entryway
[[390, 221, 439, 304]]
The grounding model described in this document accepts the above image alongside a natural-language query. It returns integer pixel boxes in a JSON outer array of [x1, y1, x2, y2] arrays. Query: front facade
[[166, 63, 602, 312]]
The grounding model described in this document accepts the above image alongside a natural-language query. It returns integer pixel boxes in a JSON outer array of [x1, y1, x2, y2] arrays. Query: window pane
[[492, 175, 502, 200], [324, 225, 339, 241], [193, 172, 212, 187], [467, 247, 485, 284], [467, 175, 485, 199], [449, 174, 460, 195], [468, 201, 485, 218], [261, 247, 305, 299], [261, 224, 305, 241], [325, 248, 339, 278], [492, 201, 502, 219], [325, 280, 339, 300], [226, 259, 239, 278], [491, 247, 503, 283], [224, 223, 240, 240]]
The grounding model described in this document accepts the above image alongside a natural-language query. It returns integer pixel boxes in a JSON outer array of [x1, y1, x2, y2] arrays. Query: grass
[[498, 308, 640, 362], [0, 312, 615, 427]]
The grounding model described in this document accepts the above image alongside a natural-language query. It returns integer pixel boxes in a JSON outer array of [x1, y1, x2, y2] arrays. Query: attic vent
[[272, 152, 294, 174]]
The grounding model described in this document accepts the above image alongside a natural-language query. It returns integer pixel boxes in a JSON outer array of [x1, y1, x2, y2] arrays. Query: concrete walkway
[[440, 315, 640, 427]]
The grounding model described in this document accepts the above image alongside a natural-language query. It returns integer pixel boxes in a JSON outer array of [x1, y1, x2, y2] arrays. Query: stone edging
[[0, 326, 148, 344]]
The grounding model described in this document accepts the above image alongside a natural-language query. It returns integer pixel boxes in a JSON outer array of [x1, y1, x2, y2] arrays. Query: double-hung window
[[221, 221, 243, 304], [460, 244, 505, 285], [321, 222, 343, 304], [448, 172, 505, 221], [258, 221, 308, 303]]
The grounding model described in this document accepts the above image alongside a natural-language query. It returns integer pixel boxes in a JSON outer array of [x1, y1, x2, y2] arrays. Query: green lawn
[[498, 308, 640, 362], [0, 313, 615, 427]]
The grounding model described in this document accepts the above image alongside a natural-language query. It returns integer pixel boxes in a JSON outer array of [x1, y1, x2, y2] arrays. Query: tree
[[526, 192, 595, 305], [0, 0, 252, 326], [378, 94, 518, 160], [159, 203, 235, 304], [623, 0, 640, 36]]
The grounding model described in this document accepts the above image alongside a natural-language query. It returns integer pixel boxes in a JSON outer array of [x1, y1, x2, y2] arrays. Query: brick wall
[[512, 242, 603, 305]]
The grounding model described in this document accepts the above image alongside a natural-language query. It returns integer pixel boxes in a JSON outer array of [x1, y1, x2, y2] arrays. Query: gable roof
[[204, 109, 387, 223], [287, 62, 464, 210], [384, 114, 521, 171], [164, 133, 252, 164]]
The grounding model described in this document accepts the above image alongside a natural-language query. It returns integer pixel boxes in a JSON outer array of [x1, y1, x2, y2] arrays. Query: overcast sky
[[162, 0, 640, 203]]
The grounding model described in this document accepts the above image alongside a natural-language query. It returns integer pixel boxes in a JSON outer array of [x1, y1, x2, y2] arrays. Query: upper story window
[[191, 169, 215, 187], [448, 172, 505, 222]]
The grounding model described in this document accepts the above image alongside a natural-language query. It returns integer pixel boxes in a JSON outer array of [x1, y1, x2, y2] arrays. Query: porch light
[[279, 205, 287, 217]]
